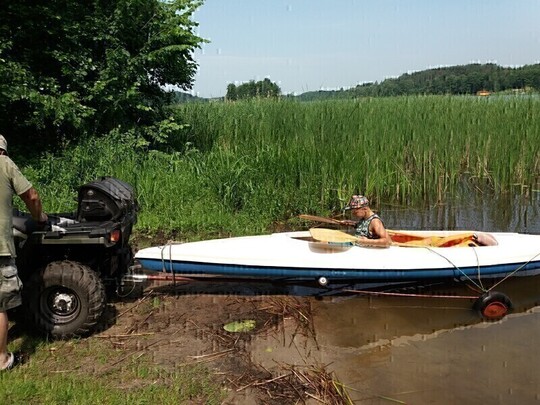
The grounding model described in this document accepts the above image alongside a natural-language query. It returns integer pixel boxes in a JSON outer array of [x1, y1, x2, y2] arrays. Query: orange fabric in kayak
[[389, 231, 477, 247]]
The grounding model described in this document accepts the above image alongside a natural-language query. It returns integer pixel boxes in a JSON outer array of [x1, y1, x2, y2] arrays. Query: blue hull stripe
[[137, 259, 540, 281]]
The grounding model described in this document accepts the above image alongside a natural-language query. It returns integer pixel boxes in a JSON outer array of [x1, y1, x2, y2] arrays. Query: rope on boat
[[343, 289, 478, 300], [418, 247, 540, 294], [423, 246, 486, 292], [471, 246, 485, 291], [487, 250, 540, 292], [160, 240, 183, 288]]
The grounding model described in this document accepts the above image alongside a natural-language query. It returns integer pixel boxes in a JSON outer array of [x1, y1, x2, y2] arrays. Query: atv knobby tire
[[24, 260, 106, 339]]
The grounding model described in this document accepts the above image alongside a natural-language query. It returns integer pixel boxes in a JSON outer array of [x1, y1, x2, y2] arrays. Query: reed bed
[[19, 96, 540, 237], [174, 96, 539, 209]]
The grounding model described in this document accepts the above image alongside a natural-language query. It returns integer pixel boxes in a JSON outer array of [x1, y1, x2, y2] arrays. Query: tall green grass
[[174, 96, 539, 204], [17, 96, 540, 238]]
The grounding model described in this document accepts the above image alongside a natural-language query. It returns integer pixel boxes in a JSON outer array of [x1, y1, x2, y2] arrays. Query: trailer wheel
[[23, 261, 106, 339], [474, 291, 512, 320]]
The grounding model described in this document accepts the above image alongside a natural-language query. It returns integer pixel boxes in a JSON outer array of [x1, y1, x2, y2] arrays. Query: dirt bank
[[96, 280, 347, 404]]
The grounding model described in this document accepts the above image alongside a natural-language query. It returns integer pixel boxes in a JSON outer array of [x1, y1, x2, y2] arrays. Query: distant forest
[[173, 63, 540, 102], [296, 63, 540, 101]]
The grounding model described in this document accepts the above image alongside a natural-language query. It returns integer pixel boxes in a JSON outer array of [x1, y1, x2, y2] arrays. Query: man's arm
[[19, 187, 47, 223], [339, 219, 357, 226], [357, 219, 392, 247]]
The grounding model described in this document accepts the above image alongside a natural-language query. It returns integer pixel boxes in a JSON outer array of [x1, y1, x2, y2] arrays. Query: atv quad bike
[[13, 177, 139, 339]]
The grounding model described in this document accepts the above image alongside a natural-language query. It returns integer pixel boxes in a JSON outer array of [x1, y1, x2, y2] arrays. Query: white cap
[[0, 135, 7, 152]]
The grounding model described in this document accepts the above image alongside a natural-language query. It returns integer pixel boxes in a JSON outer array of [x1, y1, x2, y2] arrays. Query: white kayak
[[134, 229, 540, 283]]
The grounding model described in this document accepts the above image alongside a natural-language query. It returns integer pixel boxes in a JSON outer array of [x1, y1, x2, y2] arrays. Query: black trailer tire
[[473, 291, 512, 321], [23, 260, 106, 339]]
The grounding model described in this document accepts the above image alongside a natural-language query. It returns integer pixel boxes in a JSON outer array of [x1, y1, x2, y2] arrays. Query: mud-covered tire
[[23, 260, 106, 339]]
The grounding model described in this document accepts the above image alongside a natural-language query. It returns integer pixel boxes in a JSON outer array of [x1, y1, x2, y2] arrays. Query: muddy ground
[[12, 273, 540, 404], [96, 280, 336, 404], [94, 272, 540, 405]]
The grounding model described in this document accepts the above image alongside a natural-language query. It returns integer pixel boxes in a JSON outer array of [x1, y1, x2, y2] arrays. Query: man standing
[[0, 134, 47, 371]]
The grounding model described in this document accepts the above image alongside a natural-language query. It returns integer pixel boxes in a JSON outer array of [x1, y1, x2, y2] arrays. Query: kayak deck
[[134, 230, 540, 282]]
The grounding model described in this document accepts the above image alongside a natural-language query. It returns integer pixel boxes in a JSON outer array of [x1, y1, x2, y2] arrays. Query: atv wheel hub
[[50, 292, 77, 315]]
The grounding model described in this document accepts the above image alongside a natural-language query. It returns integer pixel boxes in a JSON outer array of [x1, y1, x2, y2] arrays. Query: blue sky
[[189, 0, 540, 98]]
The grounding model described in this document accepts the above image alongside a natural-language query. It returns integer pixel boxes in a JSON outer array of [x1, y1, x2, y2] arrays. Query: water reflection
[[307, 195, 540, 403], [379, 192, 539, 234], [313, 308, 540, 404], [314, 275, 540, 349]]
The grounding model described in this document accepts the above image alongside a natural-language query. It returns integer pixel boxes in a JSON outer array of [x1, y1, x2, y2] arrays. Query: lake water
[[309, 276, 540, 404], [251, 192, 540, 404], [380, 192, 539, 234], [147, 191, 539, 403]]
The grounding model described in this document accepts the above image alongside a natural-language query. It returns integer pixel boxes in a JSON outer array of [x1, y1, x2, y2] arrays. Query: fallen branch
[[236, 373, 290, 392], [95, 332, 155, 338], [187, 348, 235, 361]]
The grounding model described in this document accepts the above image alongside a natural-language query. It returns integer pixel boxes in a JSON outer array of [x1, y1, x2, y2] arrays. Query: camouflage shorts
[[0, 257, 22, 311]]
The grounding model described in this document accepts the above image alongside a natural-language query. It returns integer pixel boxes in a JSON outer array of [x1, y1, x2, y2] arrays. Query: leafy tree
[[226, 83, 238, 101], [226, 79, 281, 100], [171, 91, 208, 103], [0, 0, 204, 151]]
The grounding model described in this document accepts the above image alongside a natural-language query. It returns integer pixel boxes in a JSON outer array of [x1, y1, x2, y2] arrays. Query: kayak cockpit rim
[[288, 229, 500, 248]]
